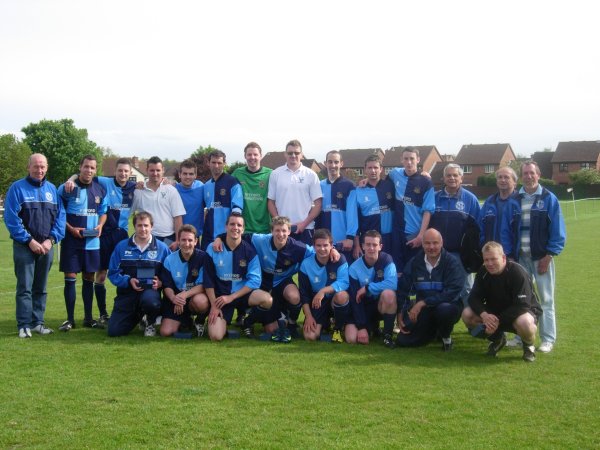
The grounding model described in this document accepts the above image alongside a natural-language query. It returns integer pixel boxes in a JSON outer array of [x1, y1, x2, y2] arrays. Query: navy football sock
[[287, 302, 302, 323], [64, 278, 76, 323], [82, 279, 94, 321], [94, 283, 107, 316], [333, 301, 351, 330], [382, 313, 395, 335]]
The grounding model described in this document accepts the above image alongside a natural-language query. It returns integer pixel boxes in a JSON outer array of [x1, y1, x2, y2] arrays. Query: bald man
[[396, 228, 466, 350]]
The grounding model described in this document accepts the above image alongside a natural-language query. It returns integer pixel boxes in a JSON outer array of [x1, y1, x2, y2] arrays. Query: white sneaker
[[154, 315, 162, 326], [538, 342, 554, 353], [32, 324, 54, 335], [144, 324, 156, 337], [506, 336, 522, 348], [18, 328, 32, 338]]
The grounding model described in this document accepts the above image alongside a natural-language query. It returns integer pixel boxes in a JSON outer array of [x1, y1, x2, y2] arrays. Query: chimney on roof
[[131, 156, 140, 169]]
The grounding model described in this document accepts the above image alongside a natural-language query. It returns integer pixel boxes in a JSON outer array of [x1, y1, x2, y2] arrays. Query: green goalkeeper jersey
[[232, 166, 273, 234]]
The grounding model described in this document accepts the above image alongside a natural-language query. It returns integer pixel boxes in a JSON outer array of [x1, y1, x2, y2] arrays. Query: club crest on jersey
[[377, 269, 384, 278], [95, 196, 101, 204], [536, 200, 545, 209], [284, 259, 292, 266], [313, 276, 320, 283], [191, 269, 198, 277], [45, 192, 53, 201], [298, 177, 304, 183], [455, 201, 465, 211], [220, 188, 226, 196], [148, 251, 157, 259], [329, 272, 337, 280], [386, 192, 393, 199], [239, 259, 247, 267], [336, 192, 344, 199], [161, 192, 167, 199], [413, 187, 421, 194], [259, 181, 265, 188]]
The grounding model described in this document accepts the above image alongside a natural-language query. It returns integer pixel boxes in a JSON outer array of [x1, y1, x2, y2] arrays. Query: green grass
[[1, 213, 600, 449]]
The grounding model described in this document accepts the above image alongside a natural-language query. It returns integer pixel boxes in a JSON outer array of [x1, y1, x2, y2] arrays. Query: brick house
[[384, 145, 442, 175], [102, 156, 146, 182], [550, 141, 600, 185], [531, 151, 554, 180], [454, 143, 516, 186]]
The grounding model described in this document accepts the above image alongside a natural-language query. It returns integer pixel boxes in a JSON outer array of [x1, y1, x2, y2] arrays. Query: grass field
[[1, 206, 599, 449]]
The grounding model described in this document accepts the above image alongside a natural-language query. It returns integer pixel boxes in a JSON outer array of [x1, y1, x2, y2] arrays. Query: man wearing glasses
[[267, 139, 322, 245]]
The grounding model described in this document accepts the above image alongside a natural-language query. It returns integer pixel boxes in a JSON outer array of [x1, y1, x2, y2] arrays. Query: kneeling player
[[160, 225, 210, 337], [299, 229, 351, 341], [107, 212, 171, 337], [346, 230, 397, 347], [204, 213, 272, 341]]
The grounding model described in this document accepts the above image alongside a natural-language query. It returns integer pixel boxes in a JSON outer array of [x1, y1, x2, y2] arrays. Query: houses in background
[[102, 140, 600, 187]]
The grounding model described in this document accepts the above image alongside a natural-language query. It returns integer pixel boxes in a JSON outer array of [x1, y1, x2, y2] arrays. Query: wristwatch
[[50, 237, 56, 245]]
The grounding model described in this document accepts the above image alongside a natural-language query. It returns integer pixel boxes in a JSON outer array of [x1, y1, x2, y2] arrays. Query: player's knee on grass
[[160, 318, 180, 337]]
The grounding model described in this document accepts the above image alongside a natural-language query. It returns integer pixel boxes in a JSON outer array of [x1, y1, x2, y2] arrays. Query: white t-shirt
[[267, 164, 322, 229], [132, 183, 186, 237]]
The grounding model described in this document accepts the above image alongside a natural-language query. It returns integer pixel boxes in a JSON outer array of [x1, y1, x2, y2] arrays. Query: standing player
[[347, 230, 398, 347], [348, 154, 395, 260], [316, 150, 356, 262], [5, 153, 66, 337], [429, 163, 481, 305], [232, 142, 272, 234], [204, 213, 272, 342], [131, 156, 186, 250], [267, 139, 322, 245], [175, 159, 205, 242], [64, 157, 137, 324], [107, 212, 171, 337], [159, 225, 210, 337], [57, 154, 108, 331], [299, 229, 351, 341], [201, 150, 244, 250], [388, 147, 435, 273], [479, 166, 521, 260]]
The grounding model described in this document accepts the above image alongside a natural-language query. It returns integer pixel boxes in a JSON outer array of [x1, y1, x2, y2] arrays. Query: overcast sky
[[1, 0, 598, 164]]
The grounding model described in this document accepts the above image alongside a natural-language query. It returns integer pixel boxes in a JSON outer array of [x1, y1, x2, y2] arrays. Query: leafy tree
[[226, 161, 246, 174], [569, 168, 600, 185], [0, 134, 32, 196], [21, 118, 102, 185], [190, 145, 223, 182]]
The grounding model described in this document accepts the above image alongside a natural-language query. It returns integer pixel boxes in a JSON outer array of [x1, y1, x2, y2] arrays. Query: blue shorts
[[220, 293, 251, 324], [308, 296, 333, 327], [100, 228, 128, 270], [60, 242, 100, 274]]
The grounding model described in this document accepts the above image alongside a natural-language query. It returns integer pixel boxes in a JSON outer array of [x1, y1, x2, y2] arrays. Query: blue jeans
[[519, 254, 556, 344], [450, 251, 474, 307], [13, 241, 54, 329]]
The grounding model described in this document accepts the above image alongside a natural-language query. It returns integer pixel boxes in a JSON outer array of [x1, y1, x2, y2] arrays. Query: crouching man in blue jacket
[[396, 228, 465, 351], [107, 211, 171, 337]]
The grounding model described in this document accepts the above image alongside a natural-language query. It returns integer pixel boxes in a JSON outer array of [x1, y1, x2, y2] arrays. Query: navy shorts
[[100, 228, 128, 270], [60, 240, 100, 274], [161, 297, 195, 324], [308, 296, 333, 327], [220, 293, 251, 324], [262, 277, 297, 323]]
